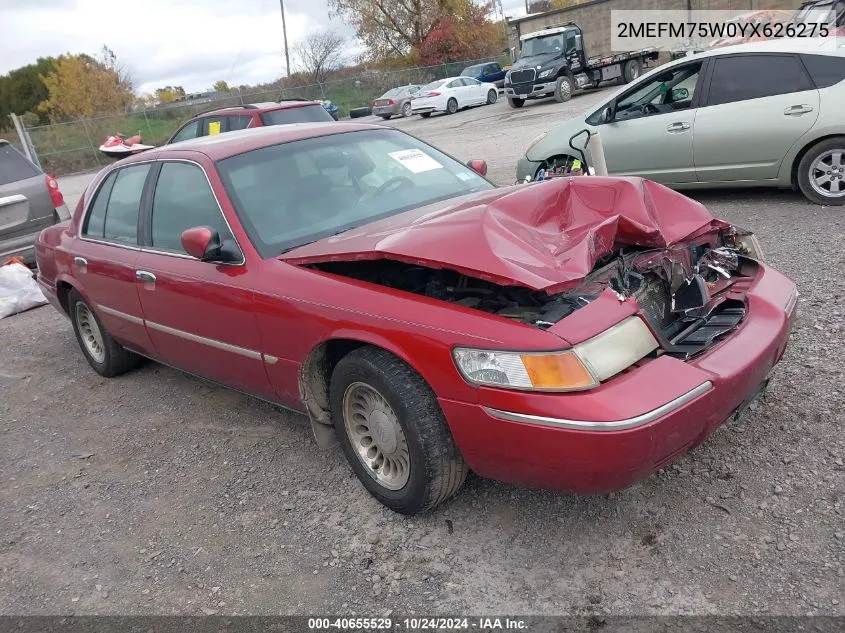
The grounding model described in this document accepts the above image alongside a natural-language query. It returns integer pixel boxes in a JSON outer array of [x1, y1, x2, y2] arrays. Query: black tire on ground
[[349, 106, 372, 119], [446, 98, 458, 114], [486, 89, 498, 105], [379, 114, 392, 120], [622, 59, 642, 84], [330, 346, 469, 515], [401, 102, 413, 117], [68, 289, 141, 377], [553, 74, 574, 103], [420, 112, 431, 118], [796, 136, 845, 206], [507, 97, 525, 109]]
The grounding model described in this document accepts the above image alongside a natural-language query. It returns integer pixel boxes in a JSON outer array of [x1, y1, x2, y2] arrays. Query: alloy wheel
[[810, 150, 845, 198]]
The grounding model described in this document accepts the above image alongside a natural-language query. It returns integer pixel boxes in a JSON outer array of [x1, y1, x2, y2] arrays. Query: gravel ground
[[2, 89, 843, 617]]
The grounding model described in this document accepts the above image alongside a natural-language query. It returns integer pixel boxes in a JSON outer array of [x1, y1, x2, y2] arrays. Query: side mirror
[[601, 106, 614, 123], [671, 87, 690, 101], [467, 159, 488, 176], [180, 226, 241, 263], [574, 34, 583, 51]]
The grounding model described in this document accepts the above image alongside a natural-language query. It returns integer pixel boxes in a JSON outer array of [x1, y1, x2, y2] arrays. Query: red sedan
[[34, 123, 797, 514]]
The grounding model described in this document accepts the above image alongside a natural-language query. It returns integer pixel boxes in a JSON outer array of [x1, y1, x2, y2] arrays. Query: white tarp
[[0, 263, 47, 319]]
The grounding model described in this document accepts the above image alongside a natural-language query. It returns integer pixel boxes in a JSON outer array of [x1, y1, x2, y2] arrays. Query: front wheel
[[68, 290, 141, 377], [330, 347, 468, 514], [486, 89, 498, 105], [507, 97, 525, 109], [553, 75, 573, 103], [446, 98, 458, 114], [797, 137, 845, 205]]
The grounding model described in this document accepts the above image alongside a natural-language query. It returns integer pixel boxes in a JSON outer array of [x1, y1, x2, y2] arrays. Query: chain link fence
[[22, 55, 510, 176]]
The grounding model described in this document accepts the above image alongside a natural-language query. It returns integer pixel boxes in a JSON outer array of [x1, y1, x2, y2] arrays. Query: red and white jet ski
[[99, 132, 155, 159]]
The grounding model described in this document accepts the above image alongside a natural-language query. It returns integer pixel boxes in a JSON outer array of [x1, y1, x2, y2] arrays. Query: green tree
[[0, 57, 55, 129], [213, 80, 231, 93]]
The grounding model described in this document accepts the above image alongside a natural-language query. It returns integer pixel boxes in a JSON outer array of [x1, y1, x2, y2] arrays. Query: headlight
[[525, 132, 547, 153], [453, 316, 658, 392], [538, 68, 555, 79]]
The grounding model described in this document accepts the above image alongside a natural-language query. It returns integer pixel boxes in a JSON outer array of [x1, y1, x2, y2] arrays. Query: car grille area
[[509, 69, 536, 84]]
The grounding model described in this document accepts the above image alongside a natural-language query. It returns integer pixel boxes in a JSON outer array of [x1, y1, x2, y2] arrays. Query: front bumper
[[439, 262, 797, 493], [505, 81, 555, 99], [516, 154, 543, 182]]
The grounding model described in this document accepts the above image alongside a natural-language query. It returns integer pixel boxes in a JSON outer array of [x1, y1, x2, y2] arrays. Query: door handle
[[73, 257, 87, 267], [666, 122, 690, 132], [135, 270, 156, 284], [784, 105, 813, 115]]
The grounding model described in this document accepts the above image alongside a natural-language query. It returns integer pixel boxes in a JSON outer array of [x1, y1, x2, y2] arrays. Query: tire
[[330, 346, 468, 515], [446, 98, 458, 115], [68, 289, 141, 377], [486, 89, 498, 105], [553, 75, 574, 103], [420, 112, 431, 118], [796, 137, 845, 206], [379, 114, 392, 120], [622, 59, 642, 84], [349, 106, 371, 119], [401, 102, 412, 117], [507, 97, 525, 109]]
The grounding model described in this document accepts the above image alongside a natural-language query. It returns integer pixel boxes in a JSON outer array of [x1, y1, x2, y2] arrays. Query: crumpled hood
[[281, 177, 730, 293]]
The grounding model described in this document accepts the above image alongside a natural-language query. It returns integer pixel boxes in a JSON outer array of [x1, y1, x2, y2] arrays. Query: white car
[[411, 76, 499, 117]]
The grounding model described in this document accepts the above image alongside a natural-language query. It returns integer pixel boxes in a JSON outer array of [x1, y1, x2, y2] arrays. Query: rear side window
[[801, 54, 845, 88], [260, 105, 334, 126], [82, 171, 117, 238], [0, 143, 40, 185], [226, 115, 252, 130], [102, 164, 151, 244], [150, 162, 231, 253], [708, 55, 813, 106]]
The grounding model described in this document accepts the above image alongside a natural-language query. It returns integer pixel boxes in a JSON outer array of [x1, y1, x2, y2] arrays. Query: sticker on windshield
[[388, 149, 443, 173]]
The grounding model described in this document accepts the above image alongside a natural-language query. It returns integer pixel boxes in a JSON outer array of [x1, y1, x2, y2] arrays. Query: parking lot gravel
[[1, 88, 843, 617]]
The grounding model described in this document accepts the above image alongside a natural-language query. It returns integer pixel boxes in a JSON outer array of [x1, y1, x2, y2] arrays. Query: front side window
[[98, 164, 151, 244], [610, 62, 702, 122], [216, 128, 494, 258], [150, 162, 232, 254], [259, 105, 334, 126], [169, 120, 201, 144], [707, 54, 812, 106]]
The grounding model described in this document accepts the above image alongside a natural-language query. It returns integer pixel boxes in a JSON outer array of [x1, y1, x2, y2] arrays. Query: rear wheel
[[553, 75, 573, 103], [622, 59, 642, 83], [446, 98, 458, 115], [68, 290, 140, 377], [507, 97, 525, 109], [330, 347, 468, 514], [401, 102, 412, 117], [797, 137, 845, 206], [486, 89, 498, 105]]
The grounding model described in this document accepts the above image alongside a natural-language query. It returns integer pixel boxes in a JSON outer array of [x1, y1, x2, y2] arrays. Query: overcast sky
[[0, 0, 529, 95]]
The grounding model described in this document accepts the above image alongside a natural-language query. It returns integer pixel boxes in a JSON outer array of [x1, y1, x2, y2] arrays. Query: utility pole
[[279, 0, 291, 78]]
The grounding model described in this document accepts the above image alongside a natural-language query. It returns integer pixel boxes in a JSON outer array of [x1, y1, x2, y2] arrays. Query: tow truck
[[504, 22, 659, 108]]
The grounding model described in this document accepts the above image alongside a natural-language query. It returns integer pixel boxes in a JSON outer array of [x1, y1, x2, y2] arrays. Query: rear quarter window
[[801, 54, 845, 88], [260, 105, 334, 126], [0, 143, 40, 186]]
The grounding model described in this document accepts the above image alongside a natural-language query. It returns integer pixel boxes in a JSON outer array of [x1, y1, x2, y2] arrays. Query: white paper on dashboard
[[387, 149, 443, 173]]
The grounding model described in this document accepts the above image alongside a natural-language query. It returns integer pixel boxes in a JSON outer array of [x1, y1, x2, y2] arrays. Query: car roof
[[689, 37, 845, 60], [124, 122, 386, 162], [197, 99, 321, 118]]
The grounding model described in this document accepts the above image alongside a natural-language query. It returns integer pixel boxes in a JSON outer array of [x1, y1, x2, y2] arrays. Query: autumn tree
[[213, 80, 232, 93], [293, 30, 347, 84], [418, 1, 504, 64], [154, 86, 186, 103], [550, 0, 580, 9], [38, 49, 134, 121]]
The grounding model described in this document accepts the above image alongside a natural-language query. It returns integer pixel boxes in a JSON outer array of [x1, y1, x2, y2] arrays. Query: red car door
[[73, 163, 155, 356], [133, 159, 276, 399]]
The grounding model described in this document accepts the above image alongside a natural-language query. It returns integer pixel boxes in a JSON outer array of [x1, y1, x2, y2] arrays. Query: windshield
[[216, 128, 494, 258], [259, 104, 334, 126], [521, 33, 564, 56], [461, 65, 483, 76], [794, 2, 838, 24]]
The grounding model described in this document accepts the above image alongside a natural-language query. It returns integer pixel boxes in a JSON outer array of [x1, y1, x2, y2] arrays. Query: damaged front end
[[304, 225, 763, 361]]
